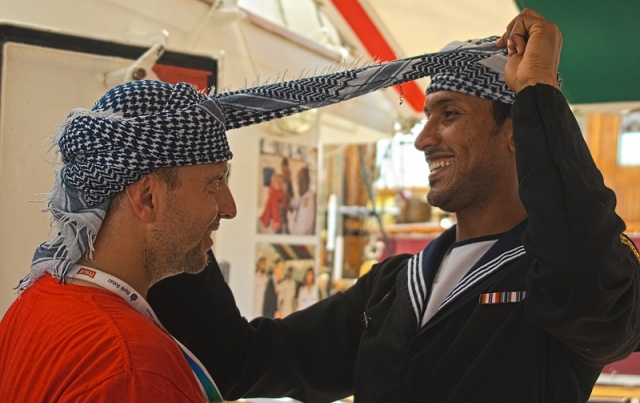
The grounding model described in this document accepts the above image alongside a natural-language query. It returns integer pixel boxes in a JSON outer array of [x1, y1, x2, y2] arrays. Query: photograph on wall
[[252, 242, 324, 320], [257, 138, 317, 235]]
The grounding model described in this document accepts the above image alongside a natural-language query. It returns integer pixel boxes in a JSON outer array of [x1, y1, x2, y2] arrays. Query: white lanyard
[[67, 265, 224, 402]]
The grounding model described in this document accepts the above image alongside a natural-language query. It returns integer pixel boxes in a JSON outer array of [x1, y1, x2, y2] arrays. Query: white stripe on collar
[[438, 245, 526, 312], [408, 243, 526, 328], [408, 251, 426, 326]]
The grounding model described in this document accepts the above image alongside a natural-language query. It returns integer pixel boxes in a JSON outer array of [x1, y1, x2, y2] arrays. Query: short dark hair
[[108, 166, 180, 213], [492, 101, 512, 130], [154, 166, 181, 190]]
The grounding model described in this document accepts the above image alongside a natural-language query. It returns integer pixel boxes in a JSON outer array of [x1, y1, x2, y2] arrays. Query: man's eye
[[208, 179, 221, 192]]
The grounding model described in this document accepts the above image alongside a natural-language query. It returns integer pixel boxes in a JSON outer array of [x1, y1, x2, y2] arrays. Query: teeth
[[429, 160, 453, 171]]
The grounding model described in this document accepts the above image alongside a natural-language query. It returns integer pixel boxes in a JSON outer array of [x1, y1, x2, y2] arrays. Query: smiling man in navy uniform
[[148, 9, 640, 403]]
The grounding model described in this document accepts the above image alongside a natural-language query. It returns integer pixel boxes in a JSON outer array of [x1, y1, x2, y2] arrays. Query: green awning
[[515, 0, 640, 108]]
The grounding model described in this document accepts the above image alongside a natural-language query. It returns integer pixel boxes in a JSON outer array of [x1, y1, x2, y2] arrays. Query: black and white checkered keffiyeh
[[427, 36, 513, 103], [213, 36, 519, 131], [25, 35, 538, 289], [27, 81, 230, 289]]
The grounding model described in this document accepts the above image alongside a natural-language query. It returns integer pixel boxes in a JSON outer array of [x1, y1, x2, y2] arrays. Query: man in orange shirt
[[0, 80, 233, 402]]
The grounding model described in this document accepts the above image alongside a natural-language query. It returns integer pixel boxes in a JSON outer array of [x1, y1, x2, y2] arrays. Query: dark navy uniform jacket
[[149, 85, 640, 403]]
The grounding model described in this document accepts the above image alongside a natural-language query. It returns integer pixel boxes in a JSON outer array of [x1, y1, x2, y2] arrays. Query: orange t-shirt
[[0, 275, 205, 402]]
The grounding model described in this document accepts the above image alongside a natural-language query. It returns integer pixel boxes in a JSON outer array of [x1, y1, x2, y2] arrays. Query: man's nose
[[218, 185, 237, 219], [414, 118, 436, 151]]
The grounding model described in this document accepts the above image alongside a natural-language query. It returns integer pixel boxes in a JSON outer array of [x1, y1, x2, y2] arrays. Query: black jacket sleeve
[[514, 85, 640, 365], [148, 250, 368, 402]]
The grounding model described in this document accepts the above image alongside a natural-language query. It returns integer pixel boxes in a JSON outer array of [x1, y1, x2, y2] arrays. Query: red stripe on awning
[[330, 0, 426, 112]]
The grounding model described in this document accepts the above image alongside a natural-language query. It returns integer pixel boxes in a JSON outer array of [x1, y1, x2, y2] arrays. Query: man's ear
[[509, 134, 516, 153], [125, 174, 163, 223], [502, 119, 516, 153]]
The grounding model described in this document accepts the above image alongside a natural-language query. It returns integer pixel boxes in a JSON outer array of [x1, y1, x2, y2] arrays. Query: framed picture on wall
[[252, 242, 323, 320], [257, 138, 318, 235]]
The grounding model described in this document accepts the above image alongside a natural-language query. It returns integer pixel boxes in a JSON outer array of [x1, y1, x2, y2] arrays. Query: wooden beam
[[591, 384, 640, 398]]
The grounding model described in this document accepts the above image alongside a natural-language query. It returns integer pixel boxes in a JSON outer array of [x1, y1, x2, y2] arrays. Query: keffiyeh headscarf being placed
[[23, 35, 538, 290], [425, 35, 561, 102]]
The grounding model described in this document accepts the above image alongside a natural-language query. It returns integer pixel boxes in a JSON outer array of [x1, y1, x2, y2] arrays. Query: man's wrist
[[516, 77, 561, 94]]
